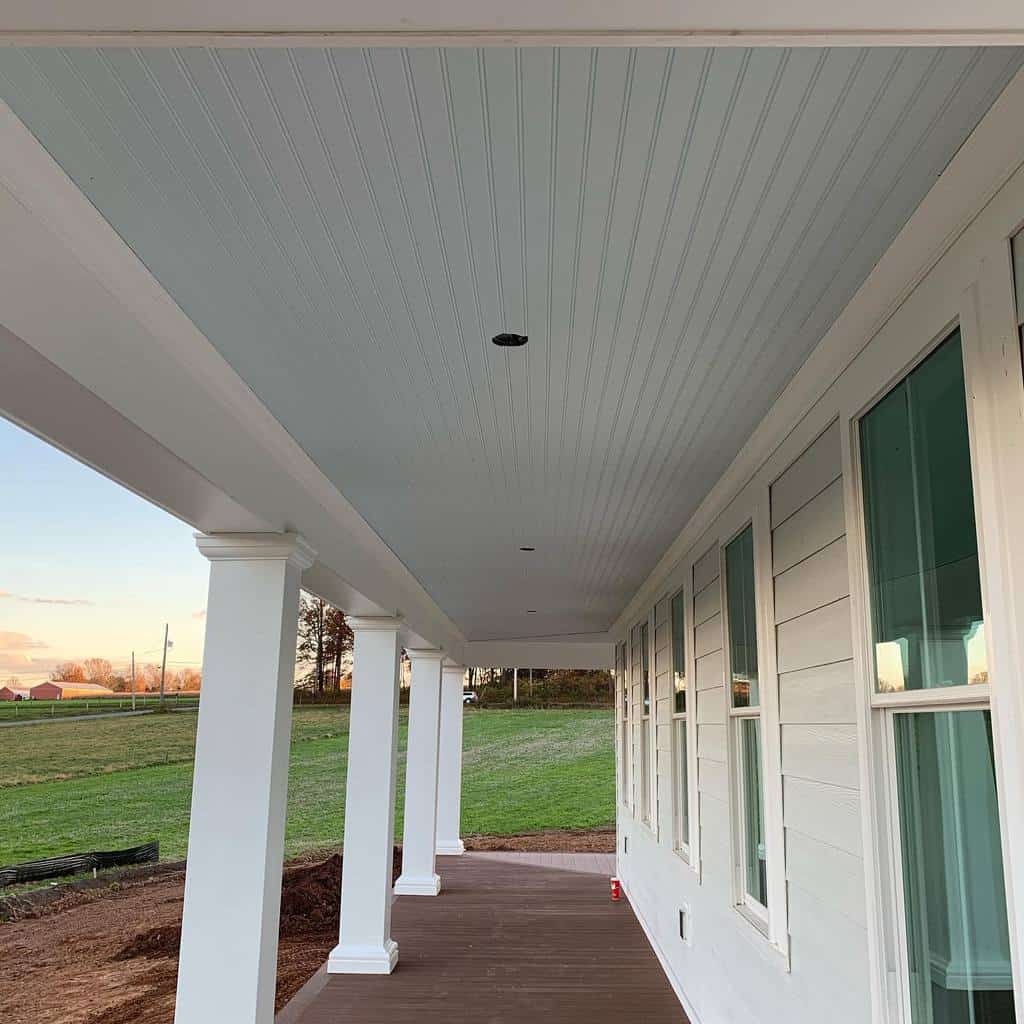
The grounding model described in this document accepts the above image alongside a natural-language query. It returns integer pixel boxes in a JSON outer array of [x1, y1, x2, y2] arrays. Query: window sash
[[737, 716, 768, 914], [725, 525, 760, 709], [673, 714, 690, 854], [886, 704, 1016, 1024], [859, 329, 987, 696]]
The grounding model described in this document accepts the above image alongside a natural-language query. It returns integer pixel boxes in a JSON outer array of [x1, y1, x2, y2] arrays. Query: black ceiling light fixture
[[527, 609, 537, 614], [519, 546, 535, 552], [492, 332, 528, 348]]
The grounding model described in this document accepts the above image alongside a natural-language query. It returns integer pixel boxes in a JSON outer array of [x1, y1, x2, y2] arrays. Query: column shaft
[[174, 533, 313, 1024], [436, 662, 467, 856], [328, 618, 402, 974], [395, 650, 444, 895]]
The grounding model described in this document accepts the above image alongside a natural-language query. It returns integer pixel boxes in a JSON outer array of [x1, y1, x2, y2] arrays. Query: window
[[860, 329, 1015, 1023], [671, 589, 689, 854], [860, 329, 986, 692], [893, 710, 1013, 1024], [724, 525, 767, 917], [616, 641, 629, 807], [638, 619, 652, 825], [629, 622, 650, 821]]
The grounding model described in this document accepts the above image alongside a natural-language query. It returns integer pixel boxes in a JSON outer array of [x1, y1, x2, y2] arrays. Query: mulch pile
[[116, 851, 389, 962], [465, 827, 616, 853]]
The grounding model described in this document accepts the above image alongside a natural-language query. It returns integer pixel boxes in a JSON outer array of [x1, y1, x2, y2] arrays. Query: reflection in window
[[860, 330, 986, 692], [725, 526, 759, 708], [895, 710, 1015, 1023]]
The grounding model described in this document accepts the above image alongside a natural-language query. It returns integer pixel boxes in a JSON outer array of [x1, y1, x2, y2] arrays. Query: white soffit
[[0, 46, 1020, 639]]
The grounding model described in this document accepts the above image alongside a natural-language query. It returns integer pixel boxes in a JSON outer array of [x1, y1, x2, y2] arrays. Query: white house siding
[[615, 76, 1024, 1021], [771, 423, 870, 1015]]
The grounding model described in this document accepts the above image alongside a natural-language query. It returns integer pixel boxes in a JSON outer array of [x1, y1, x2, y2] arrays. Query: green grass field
[[0, 707, 614, 865], [0, 694, 201, 722]]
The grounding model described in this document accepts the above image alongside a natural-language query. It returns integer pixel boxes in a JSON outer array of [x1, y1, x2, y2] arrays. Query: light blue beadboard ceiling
[[1, 46, 1020, 639]]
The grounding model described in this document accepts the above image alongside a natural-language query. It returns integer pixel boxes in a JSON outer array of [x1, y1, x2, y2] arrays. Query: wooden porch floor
[[278, 852, 687, 1023]]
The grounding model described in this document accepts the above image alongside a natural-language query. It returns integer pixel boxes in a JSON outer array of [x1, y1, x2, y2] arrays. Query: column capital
[[194, 531, 316, 570], [406, 648, 445, 663], [442, 659, 467, 673], [348, 615, 403, 633]]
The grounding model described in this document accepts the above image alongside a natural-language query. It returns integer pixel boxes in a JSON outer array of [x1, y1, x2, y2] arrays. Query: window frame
[[716, 508, 788, 959], [616, 640, 629, 808], [722, 522, 769, 930], [631, 617, 656, 831], [670, 584, 694, 862], [850, 322, 1017, 1024]]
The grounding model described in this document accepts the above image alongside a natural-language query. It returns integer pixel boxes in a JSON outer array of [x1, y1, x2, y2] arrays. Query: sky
[[0, 417, 209, 685]]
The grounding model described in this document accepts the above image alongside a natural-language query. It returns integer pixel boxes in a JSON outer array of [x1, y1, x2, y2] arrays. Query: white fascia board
[[464, 638, 614, 670], [0, 1, 1023, 45], [613, 64, 1024, 640], [0, 99, 465, 663]]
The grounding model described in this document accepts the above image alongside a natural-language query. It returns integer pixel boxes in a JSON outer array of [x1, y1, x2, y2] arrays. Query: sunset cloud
[[0, 592, 94, 606], [192, 609, 207, 620], [0, 630, 48, 650]]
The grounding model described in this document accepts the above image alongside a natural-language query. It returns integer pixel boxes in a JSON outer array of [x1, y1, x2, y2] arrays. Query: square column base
[[435, 839, 465, 856], [326, 939, 399, 975], [394, 873, 441, 896]]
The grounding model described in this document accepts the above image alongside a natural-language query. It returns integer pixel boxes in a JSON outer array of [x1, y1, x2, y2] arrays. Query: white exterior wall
[[615, 77, 1024, 1024]]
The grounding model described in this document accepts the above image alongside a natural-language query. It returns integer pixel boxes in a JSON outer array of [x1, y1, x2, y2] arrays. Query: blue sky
[[0, 417, 209, 684]]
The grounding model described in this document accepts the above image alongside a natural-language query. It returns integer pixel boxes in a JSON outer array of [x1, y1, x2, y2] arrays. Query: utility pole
[[159, 623, 169, 709], [130, 650, 136, 712]]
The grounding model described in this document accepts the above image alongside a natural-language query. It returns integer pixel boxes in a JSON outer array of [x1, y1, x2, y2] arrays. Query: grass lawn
[[0, 694, 200, 723], [0, 707, 614, 865]]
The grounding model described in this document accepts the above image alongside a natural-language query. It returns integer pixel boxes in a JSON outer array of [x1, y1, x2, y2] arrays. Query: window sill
[[732, 902, 790, 969]]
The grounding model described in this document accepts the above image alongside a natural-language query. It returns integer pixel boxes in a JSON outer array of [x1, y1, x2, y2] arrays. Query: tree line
[[48, 658, 201, 692]]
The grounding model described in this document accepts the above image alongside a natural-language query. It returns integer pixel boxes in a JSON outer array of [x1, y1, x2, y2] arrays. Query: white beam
[[463, 638, 615, 670], [0, 98, 466, 662], [329, 616, 403, 974], [394, 649, 445, 896], [175, 532, 314, 1024], [1, 1, 1023, 45], [436, 662, 467, 856]]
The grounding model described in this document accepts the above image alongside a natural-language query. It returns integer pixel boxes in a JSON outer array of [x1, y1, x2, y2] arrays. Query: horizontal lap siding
[[770, 421, 865, 967], [692, 555, 727, 873]]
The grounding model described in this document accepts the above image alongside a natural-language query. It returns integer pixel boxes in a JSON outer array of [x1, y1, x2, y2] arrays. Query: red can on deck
[[610, 876, 621, 902]]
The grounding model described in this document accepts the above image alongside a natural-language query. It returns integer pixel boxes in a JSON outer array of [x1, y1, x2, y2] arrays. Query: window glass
[[725, 526, 759, 708], [674, 718, 689, 850], [741, 717, 767, 906], [672, 590, 686, 714], [860, 330, 986, 692], [894, 710, 1015, 1024]]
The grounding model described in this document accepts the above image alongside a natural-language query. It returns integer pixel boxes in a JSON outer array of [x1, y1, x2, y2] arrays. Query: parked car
[[462, 690, 478, 705]]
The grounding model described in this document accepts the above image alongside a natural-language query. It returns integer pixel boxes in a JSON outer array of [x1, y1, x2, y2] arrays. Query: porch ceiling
[[0, 46, 1019, 640]]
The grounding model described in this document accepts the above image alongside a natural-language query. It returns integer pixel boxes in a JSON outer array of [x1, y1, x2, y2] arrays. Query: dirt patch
[[465, 826, 616, 852], [0, 830, 610, 1024]]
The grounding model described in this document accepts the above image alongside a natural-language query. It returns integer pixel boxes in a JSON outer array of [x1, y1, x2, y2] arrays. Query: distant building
[[29, 681, 117, 700], [0, 686, 32, 701]]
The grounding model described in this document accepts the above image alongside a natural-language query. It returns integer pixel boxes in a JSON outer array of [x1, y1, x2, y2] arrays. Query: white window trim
[[845, 299, 1024, 1022], [640, 611, 657, 835], [670, 584, 695, 866], [719, 514, 789, 961], [616, 640, 630, 809]]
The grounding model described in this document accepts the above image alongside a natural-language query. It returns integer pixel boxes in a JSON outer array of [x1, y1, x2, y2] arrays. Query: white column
[[328, 616, 403, 974], [174, 532, 314, 1024], [436, 661, 467, 856], [394, 649, 444, 896]]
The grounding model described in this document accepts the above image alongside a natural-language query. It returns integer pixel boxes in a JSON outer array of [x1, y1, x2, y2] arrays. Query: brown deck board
[[281, 853, 686, 1023]]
